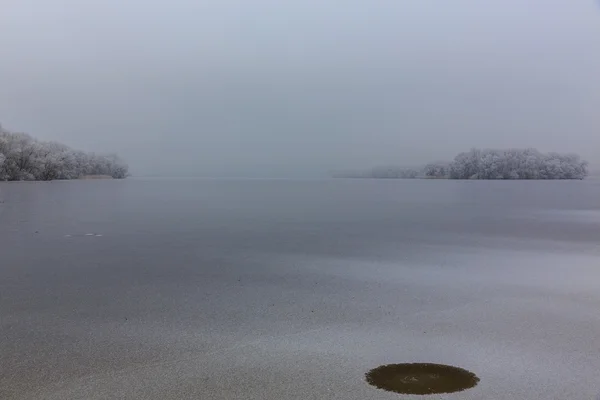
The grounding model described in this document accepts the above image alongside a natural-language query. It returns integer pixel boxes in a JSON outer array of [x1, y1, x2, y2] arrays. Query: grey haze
[[1, 0, 599, 177]]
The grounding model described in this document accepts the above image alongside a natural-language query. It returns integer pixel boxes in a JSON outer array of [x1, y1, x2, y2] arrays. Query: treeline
[[338, 148, 589, 180], [0, 125, 128, 181], [425, 148, 588, 180], [336, 166, 420, 179]]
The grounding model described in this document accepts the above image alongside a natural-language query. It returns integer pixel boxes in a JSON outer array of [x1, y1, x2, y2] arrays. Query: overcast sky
[[1, 0, 599, 176]]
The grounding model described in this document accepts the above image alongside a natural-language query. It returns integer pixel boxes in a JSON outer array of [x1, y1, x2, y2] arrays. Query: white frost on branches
[[425, 148, 588, 180], [0, 125, 128, 181]]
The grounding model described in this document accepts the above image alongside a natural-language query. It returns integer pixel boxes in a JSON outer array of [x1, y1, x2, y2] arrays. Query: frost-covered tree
[[424, 162, 450, 178], [335, 166, 420, 179], [367, 166, 419, 179], [446, 148, 588, 180], [0, 125, 129, 181]]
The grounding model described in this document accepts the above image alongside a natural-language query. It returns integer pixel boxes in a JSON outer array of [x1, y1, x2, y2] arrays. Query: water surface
[[1, 179, 599, 399]]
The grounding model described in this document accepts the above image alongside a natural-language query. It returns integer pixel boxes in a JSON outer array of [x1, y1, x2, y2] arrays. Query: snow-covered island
[[424, 148, 588, 180], [0, 125, 128, 181], [338, 148, 589, 180]]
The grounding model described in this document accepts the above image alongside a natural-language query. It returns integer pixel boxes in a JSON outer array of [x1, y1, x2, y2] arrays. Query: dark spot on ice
[[365, 363, 479, 395]]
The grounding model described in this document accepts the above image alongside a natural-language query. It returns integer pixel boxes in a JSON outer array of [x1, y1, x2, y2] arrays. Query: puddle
[[365, 363, 479, 395]]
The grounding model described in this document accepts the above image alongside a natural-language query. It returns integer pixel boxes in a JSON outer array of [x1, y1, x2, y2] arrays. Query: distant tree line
[[336, 166, 420, 179], [425, 148, 588, 180], [337, 148, 589, 180], [0, 125, 128, 181]]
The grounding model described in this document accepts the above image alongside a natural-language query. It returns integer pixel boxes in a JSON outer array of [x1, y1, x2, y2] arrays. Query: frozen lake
[[1, 178, 599, 399]]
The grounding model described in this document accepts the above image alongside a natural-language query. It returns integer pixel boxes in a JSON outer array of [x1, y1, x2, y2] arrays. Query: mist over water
[[2, 0, 600, 398], [2, 0, 600, 177]]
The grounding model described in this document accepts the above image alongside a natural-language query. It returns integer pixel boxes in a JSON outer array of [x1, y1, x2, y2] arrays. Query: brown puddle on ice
[[365, 363, 479, 395]]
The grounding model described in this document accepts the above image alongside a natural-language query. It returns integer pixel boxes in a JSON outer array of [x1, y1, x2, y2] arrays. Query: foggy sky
[[1, 0, 599, 177]]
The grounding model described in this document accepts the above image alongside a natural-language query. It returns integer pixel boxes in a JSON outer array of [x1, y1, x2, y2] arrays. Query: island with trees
[[338, 148, 589, 180], [0, 125, 128, 181]]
